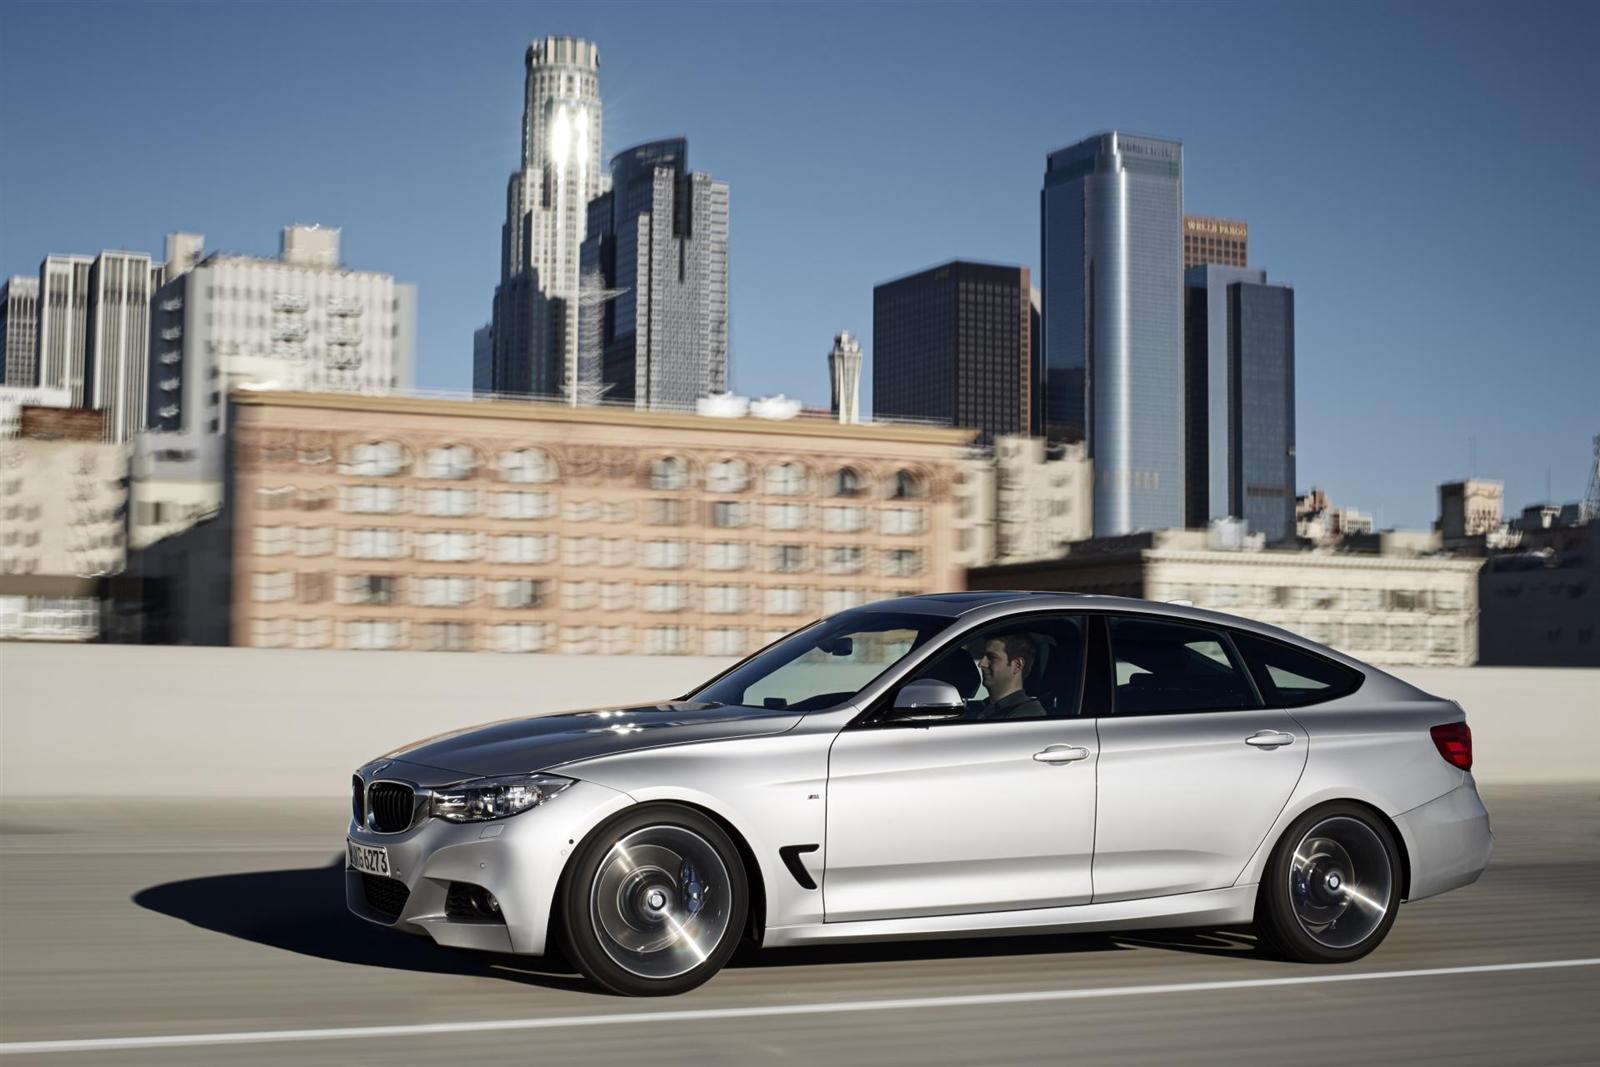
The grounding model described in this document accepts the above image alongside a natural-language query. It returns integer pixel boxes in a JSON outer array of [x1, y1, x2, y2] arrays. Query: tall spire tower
[[828, 330, 863, 424], [489, 36, 603, 402]]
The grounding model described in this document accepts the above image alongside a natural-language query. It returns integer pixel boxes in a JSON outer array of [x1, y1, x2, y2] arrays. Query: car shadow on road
[[135, 859, 1263, 995], [132, 856, 593, 993]]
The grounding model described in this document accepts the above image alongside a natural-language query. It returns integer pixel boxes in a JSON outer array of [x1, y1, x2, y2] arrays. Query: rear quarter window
[[1229, 631, 1364, 708]]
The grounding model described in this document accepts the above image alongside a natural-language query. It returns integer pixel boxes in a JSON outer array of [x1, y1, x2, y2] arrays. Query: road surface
[[1, 784, 1596, 1064]]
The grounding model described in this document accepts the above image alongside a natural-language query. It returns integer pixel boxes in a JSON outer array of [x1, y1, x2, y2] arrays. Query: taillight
[[1430, 722, 1473, 771]]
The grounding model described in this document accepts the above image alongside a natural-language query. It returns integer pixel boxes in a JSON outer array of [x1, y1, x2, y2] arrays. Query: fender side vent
[[779, 844, 820, 890]]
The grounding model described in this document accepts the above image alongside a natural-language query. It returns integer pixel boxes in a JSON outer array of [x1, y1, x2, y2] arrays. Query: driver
[[974, 634, 1046, 719]]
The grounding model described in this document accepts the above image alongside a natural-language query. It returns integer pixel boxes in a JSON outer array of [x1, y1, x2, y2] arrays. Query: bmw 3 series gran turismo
[[347, 593, 1492, 996]]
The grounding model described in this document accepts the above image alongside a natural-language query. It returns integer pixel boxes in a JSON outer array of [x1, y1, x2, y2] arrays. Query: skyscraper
[[87, 250, 153, 443], [1, 277, 39, 386], [828, 330, 863, 424], [873, 261, 1032, 444], [36, 255, 93, 405], [1184, 215, 1248, 268], [1184, 265, 1296, 542], [581, 139, 729, 409], [490, 36, 603, 402], [1042, 132, 1185, 534]]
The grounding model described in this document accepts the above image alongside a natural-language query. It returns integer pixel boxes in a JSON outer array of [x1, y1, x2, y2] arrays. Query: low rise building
[[954, 435, 1092, 568], [0, 414, 128, 641], [0, 386, 72, 438], [1479, 512, 1596, 666], [1295, 487, 1373, 545], [128, 433, 224, 550], [190, 390, 970, 653], [968, 529, 1482, 667]]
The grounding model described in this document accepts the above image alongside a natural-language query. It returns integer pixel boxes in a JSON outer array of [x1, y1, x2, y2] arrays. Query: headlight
[[430, 773, 574, 823]]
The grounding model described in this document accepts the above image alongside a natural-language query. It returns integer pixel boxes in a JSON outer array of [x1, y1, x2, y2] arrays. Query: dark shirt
[[977, 689, 1047, 720]]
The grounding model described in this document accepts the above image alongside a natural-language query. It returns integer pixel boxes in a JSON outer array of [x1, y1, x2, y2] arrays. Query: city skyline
[[2, 1, 1596, 527]]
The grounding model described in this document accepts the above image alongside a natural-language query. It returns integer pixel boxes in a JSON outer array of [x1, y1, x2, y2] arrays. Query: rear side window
[[1108, 616, 1261, 716], [1229, 631, 1364, 708]]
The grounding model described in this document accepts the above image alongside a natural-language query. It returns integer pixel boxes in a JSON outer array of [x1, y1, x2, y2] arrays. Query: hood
[[376, 702, 802, 780]]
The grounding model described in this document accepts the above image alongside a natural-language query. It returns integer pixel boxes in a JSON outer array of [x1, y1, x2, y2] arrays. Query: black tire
[[558, 804, 748, 996], [1256, 802, 1402, 964]]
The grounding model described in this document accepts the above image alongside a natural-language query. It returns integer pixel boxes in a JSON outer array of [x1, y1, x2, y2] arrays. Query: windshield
[[688, 610, 952, 711]]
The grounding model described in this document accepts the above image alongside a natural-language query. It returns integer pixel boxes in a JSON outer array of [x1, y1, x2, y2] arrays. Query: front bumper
[[1394, 778, 1494, 901], [345, 778, 633, 955]]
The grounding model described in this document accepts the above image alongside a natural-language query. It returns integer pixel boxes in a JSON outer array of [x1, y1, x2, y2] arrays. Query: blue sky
[[3, 0, 1596, 529]]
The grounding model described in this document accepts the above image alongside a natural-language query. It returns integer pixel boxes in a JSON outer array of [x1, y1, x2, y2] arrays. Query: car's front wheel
[[559, 804, 748, 996], [1256, 802, 1402, 963]]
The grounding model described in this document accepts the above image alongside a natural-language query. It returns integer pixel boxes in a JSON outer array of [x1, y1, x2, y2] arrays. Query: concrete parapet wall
[[1, 645, 1595, 797]]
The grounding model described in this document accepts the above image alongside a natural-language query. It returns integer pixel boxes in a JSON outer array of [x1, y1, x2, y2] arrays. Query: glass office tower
[[1184, 265, 1296, 542], [1041, 132, 1185, 535]]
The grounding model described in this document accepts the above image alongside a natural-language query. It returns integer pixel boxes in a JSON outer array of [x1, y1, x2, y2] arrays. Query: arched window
[[424, 445, 477, 480], [707, 458, 748, 494], [650, 456, 689, 491], [764, 462, 809, 497], [341, 440, 407, 477], [832, 467, 863, 497], [499, 448, 557, 484], [891, 469, 924, 500]]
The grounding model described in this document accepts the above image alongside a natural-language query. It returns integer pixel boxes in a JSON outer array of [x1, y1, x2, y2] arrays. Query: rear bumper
[[344, 779, 633, 955], [1394, 778, 1493, 901]]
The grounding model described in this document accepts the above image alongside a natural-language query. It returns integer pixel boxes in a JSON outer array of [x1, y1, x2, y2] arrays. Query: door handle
[[1034, 745, 1091, 764], [1244, 730, 1295, 750]]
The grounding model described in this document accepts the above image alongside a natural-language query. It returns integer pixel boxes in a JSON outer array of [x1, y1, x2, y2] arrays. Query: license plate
[[347, 839, 391, 876]]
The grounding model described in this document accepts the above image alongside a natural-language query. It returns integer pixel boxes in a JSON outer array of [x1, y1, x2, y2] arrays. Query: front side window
[[1108, 617, 1260, 716], [1229, 631, 1363, 708], [688, 610, 950, 712], [878, 615, 1088, 723]]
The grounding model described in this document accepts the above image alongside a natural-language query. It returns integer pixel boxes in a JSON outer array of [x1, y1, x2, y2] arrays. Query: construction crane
[[1584, 433, 1600, 523]]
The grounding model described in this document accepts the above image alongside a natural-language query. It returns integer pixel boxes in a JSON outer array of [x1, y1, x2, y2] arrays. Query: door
[[1091, 614, 1308, 902], [824, 614, 1099, 922]]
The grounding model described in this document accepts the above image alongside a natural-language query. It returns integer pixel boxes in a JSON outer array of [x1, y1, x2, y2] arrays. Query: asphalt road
[[1, 784, 1596, 1065]]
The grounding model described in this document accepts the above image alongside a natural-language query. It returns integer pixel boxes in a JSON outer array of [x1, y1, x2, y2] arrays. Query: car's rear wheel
[[1256, 803, 1401, 963], [559, 804, 747, 996]]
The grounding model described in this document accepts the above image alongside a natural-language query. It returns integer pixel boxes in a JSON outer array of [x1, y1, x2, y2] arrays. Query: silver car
[[346, 593, 1492, 996]]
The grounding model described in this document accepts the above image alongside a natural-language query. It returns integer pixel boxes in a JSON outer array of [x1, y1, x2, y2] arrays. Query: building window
[[296, 527, 333, 556], [341, 441, 407, 477], [821, 506, 865, 533], [254, 526, 293, 556], [764, 586, 807, 615], [884, 548, 922, 576], [560, 625, 599, 655], [417, 530, 478, 562], [294, 617, 331, 649], [766, 503, 809, 530], [418, 621, 474, 652], [705, 628, 747, 656], [561, 581, 598, 611], [486, 620, 550, 655], [769, 544, 807, 573], [882, 507, 923, 535], [891, 469, 924, 500], [346, 619, 403, 650], [491, 578, 547, 609], [707, 459, 748, 493], [600, 538, 634, 567], [706, 584, 747, 614], [832, 468, 864, 497], [562, 536, 599, 567], [649, 456, 689, 490], [421, 488, 476, 517], [764, 463, 808, 496], [645, 626, 692, 655], [601, 582, 633, 611], [643, 540, 689, 569], [499, 449, 557, 484], [495, 491, 553, 520], [251, 617, 291, 647], [706, 542, 749, 571], [341, 485, 404, 513], [495, 533, 554, 564], [256, 486, 295, 510], [710, 501, 748, 529], [296, 572, 327, 603], [422, 445, 476, 480], [340, 574, 397, 605], [415, 576, 476, 607], [822, 588, 865, 614], [644, 497, 690, 526], [341, 528, 406, 560], [252, 572, 293, 602], [564, 498, 601, 522], [644, 583, 688, 613], [826, 546, 866, 574]]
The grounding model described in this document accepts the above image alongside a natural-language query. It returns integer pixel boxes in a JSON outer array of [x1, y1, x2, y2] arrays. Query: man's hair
[[998, 633, 1037, 679]]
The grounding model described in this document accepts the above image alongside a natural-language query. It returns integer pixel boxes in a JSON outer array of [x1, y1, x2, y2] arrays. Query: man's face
[[977, 639, 1021, 690]]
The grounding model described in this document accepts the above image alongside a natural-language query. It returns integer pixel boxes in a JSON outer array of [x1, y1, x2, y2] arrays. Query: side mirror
[[893, 679, 965, 712]]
